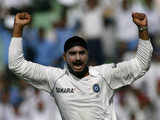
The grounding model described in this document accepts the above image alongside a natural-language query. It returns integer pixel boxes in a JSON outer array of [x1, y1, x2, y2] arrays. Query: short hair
[[64, 36, 88, 52]]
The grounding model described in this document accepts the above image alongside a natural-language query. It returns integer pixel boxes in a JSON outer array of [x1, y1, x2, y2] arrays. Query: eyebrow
[[68, 50, 86, 54], [68, 51, 76, 54], [79, 51, 85, 54]]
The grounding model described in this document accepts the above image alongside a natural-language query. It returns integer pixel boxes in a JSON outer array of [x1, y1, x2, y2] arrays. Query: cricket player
[[9, 12, 153, 120]]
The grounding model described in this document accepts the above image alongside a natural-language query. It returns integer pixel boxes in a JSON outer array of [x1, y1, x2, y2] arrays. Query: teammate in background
[[8, 12, 153, 120]]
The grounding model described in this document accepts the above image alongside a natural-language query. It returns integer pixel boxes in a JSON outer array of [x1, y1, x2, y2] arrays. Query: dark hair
[[64, 36, 88, 52]]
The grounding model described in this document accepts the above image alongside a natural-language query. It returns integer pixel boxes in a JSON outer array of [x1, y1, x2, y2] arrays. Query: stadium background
[[0, 0, 160, 120]]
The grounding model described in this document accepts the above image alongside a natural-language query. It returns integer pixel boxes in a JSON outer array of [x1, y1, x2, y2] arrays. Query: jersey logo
[[93, 84, 100, 93], [56, 87, 74, 93]]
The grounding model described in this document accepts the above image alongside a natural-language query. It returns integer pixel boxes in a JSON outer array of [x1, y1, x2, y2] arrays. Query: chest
[[53, 75, 107, 102], [51, 74, 114, 115]]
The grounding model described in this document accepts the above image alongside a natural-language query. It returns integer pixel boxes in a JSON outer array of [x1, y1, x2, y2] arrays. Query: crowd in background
[[0, 0, 160, 120]]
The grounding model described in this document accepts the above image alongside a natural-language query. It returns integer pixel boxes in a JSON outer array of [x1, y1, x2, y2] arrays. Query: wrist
[[138, 26, 148, 32], [138, 26, 149, 40], [12, 23, 24, 37]]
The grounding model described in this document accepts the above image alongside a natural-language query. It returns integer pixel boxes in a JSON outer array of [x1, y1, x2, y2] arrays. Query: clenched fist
[[132, 12, 147, 27], [13, 12, 31, 37], [15, 12, 31, 26], [132, 12, 149, 40]]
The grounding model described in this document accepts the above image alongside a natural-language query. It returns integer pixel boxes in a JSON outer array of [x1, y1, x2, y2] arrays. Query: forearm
[[136, 39, 153, 70], [12, 23, 24, 37], [136, 25, 153, 69]]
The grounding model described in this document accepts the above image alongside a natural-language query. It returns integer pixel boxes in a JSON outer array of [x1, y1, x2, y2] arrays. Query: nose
[[76, 53, 80, 60]]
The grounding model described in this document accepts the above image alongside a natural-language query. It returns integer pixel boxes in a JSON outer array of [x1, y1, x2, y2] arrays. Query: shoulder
[[46, 66, 66, 80], [91, 63, 115, 70], [89, 63, 115, 75]]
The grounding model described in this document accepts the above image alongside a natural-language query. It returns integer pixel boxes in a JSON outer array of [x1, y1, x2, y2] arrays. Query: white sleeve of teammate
[[9, 37, 63, 93], [108, 39, 153, 89]]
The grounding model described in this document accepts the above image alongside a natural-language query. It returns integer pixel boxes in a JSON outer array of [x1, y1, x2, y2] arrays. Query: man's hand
[[15, 12, 31, 26], [132, 12, 147, 27], [132, 12, 149, 40], [13, 12, 31, 37]]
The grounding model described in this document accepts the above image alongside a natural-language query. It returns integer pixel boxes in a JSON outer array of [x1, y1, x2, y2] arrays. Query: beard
[[67, 62, 89, 79]]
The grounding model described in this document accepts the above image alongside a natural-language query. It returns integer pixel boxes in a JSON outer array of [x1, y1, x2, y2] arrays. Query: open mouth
[[72, 64, 84, 71], [72, 61, 84, 71], [73, 65, 83, 70]]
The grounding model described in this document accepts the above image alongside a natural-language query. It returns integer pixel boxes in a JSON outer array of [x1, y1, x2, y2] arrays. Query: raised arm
[[9, 13, 63, 93], [12, 12, 31, 37], [103, 13, 153, 89], [132, 12, 152, 70]]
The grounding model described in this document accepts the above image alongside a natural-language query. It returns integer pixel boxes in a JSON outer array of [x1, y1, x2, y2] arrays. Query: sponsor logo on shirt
[[93, 84, 100, 93], [56, 87, 74, 93]]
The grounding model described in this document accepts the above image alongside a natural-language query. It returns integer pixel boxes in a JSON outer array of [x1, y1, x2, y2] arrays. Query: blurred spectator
[[155, 0, 160, 12], [20, 89, 62, 120], [78, 0, 106, 65], [144, 0, 160, 40], [0, 89, 13, 120], [23, 26, 38, 62], [32, 0, 51, 12], [114, 0, 139, 60], [134, 89, 154, 120], [23, 26, 61, 66], [154, 80, 160, 120], [115, 86, 139, 120], [33, 27, 60, 66], [30, 100, 51, 120], [10, 101, 28, 120], [101, 0, 116, 61], [0, 0, 32, 10], [115, 86, 155, 120], [57, 0, 78, 7], [0, 23, 12, 67], [50, 8, 77, 67], [0, 13, 18, 87]]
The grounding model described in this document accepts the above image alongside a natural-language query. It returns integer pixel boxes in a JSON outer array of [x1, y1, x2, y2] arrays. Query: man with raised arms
[[9, 12, 153, 120]]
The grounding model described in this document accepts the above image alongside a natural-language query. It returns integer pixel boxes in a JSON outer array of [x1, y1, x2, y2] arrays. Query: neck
[[67, 65, 89, 79]]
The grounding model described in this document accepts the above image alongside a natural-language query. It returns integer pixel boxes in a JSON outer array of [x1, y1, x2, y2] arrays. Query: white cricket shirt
[[9, 37, 153, 120]]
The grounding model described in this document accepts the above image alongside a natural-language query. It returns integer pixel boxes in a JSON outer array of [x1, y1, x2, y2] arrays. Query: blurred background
[[0, 0, 160, 120]]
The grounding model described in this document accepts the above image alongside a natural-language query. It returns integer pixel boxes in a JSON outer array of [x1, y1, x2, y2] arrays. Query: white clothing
[[80, 7, 104, 38], [0, 0, 31, 9], [115, 8, 138, 41], [0, 103, 13, 120], [9, 37, 153, 120]]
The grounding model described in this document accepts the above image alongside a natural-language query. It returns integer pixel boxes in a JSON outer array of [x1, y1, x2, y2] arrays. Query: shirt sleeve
[[8, 37, 63, 93], [105, 39, 153, 89]]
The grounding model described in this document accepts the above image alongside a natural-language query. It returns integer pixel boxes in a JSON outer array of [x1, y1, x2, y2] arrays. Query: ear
[[63, 53, 66, 61]]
